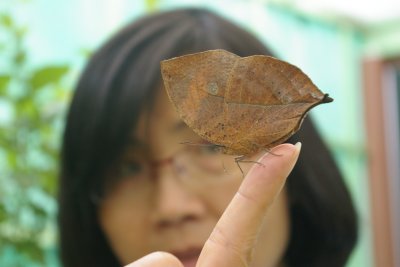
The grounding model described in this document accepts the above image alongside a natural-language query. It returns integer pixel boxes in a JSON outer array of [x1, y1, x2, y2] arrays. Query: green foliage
[[29, 67, 69, 91], [0, 6, 72, 267], [0, 75, 11, 94], [145, 0, 160, 12]]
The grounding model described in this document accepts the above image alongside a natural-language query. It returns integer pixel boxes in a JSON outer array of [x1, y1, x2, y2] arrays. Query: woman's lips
[[171, 248, 201, 267]]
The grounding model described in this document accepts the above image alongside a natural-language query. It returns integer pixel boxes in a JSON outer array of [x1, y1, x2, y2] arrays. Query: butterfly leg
[[249, 141, 282, 157], [262, 147, 282, 157], [234, 155, 265, 178]]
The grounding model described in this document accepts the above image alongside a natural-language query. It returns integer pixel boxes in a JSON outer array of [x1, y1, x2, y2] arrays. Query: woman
[[58, 8, 357, 267]]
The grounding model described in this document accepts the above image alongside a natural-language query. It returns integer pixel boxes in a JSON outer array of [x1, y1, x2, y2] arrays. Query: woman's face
[[98, 88, 290, 267]]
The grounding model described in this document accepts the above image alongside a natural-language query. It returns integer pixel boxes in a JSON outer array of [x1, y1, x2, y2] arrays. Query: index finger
[[197, 143, 301, 267]]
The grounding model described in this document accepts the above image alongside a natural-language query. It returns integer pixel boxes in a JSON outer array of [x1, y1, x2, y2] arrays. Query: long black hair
[[58, 8, 357, 267]]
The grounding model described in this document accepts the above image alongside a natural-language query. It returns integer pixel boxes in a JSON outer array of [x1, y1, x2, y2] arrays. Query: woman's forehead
[[133, 88, 194, 142]]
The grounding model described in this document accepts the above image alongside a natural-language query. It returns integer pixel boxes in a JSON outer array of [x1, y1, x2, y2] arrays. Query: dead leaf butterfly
[[161, 49, 332, 156]]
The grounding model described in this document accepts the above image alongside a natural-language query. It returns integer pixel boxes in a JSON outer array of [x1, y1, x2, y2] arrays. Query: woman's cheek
[[98, 187, 153, 264]]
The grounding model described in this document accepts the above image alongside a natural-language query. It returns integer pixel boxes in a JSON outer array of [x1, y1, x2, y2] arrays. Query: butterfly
[[161, 49, 332, 156]]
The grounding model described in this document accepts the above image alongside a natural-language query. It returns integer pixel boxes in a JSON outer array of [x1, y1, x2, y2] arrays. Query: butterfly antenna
[[179, 141, 224, 148]]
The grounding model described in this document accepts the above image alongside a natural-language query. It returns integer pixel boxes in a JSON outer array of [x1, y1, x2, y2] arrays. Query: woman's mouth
[[172, 248, 201, 267]]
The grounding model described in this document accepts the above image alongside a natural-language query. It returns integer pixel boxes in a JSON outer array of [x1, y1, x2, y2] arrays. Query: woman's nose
[[151, 163, 206, 229]]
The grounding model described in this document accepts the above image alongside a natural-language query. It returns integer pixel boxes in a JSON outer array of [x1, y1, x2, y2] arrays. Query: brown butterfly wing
[[161, 50, 240, 151], [161, 49, 332, 155], [221, 55, 330, 154]]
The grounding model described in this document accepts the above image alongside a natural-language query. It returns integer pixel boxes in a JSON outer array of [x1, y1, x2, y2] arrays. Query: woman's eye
[[197, 144, 221, 155], [119, 161, 144, 177]]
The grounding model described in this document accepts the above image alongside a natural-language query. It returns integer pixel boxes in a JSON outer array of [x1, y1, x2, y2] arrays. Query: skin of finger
[[124, 251, 184, 267], [197, 143, 301, 267]]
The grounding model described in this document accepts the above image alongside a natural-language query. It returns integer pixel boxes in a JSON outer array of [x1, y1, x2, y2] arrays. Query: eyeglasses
[[102, 142, 248, 196]]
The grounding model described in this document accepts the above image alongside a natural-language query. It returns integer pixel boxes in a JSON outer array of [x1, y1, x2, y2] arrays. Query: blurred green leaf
[[0, 75, 11, 94], [30, 204, 47, 218], [16, 26, 28, 38], [7, 152, 17, 168], [0, 204, 6, 222], [0, 14, 13, 28], [14, 50, 27, 66], [29, 66, 69, 90], [79, 47, 93, 57], [40, 172, 57, 195], [145, 0, 159, 11]]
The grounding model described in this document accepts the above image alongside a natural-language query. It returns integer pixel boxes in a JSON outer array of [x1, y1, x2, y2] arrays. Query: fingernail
[[294, 142, 302, 153]]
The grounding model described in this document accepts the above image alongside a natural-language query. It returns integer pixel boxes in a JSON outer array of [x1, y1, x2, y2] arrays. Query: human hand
[[125, 143, 301, 267]]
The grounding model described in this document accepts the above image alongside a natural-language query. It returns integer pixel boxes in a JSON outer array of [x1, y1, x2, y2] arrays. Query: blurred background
[[0, 0, 399, 266]]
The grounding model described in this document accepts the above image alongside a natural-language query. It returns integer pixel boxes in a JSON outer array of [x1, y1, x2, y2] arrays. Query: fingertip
[[292, 142, 302, 162], [243, 142, 301, 200], [257, 142, 300, 166]]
